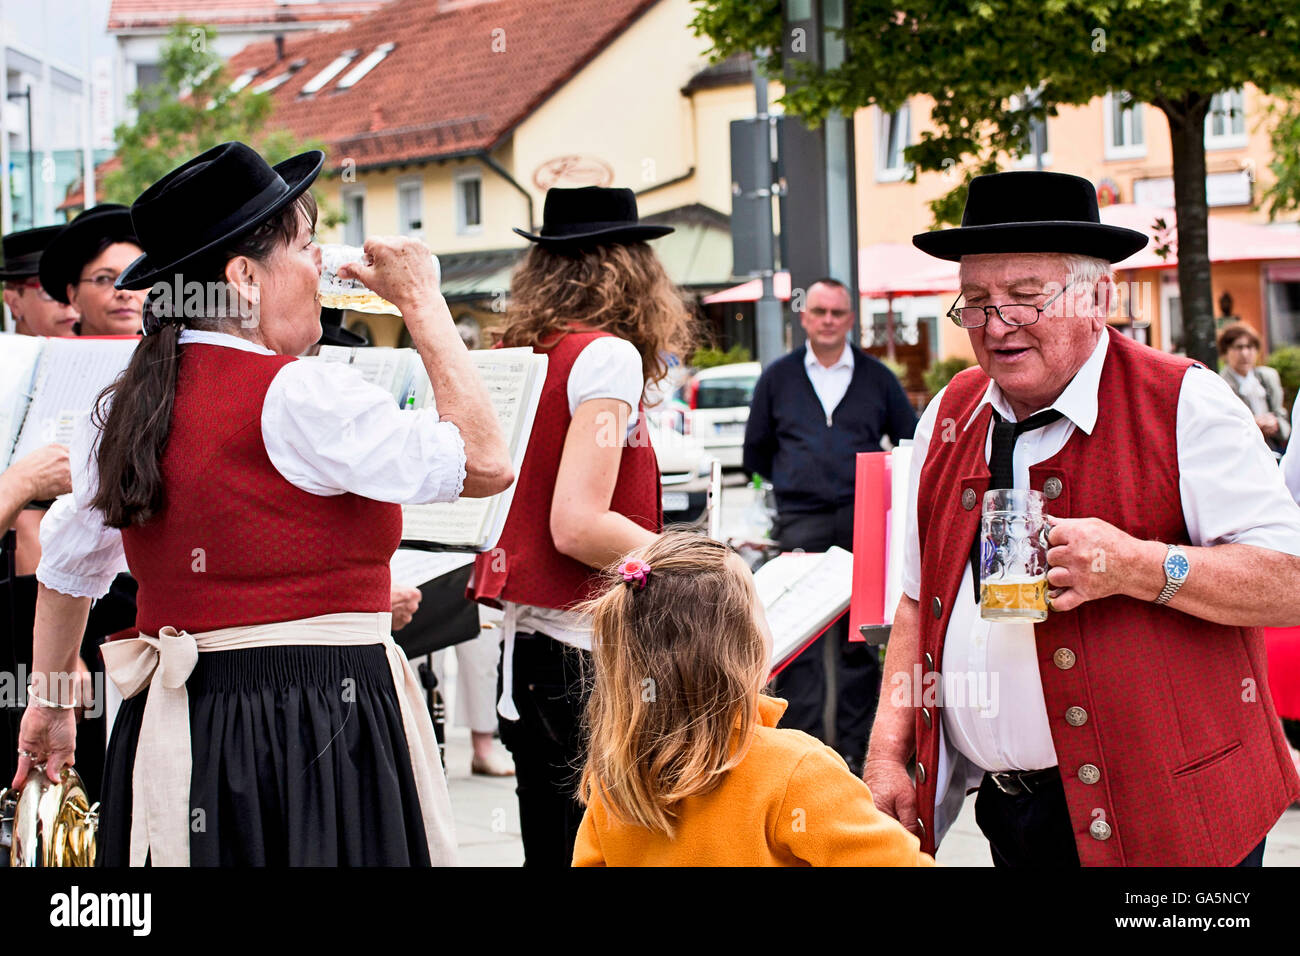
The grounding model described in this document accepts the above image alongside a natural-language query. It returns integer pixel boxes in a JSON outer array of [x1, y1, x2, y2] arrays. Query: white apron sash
[[100, 611, 457, 867]]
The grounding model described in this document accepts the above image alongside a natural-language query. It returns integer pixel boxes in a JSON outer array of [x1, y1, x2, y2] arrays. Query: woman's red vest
[[914, 328, 1300, 865], [467, 329, 662, 611], [120, 344, 400, 635]]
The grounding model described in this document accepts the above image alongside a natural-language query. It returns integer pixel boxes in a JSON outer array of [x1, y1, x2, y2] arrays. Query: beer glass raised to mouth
[[980, 488, 1050, 622]]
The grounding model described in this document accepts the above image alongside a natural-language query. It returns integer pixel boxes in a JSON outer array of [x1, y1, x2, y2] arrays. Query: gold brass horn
[[0, 765, 98, 867]]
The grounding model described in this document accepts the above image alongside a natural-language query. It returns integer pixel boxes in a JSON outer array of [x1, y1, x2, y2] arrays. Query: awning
[[702, 242, 960, 304], [1101, 203, 1300, 270]]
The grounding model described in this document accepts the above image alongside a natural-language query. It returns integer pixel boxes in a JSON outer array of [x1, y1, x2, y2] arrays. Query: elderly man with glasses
[[864, 170, 1300, 867]]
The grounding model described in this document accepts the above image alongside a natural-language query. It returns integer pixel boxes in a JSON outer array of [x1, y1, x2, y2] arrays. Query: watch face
[[1165, 551, 1190, 581]]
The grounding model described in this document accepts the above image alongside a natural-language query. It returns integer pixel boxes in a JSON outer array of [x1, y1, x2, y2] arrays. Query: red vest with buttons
[[467, 328, 662, 611], [120, 344, 401, 635], [915, 328, 1300, 865]]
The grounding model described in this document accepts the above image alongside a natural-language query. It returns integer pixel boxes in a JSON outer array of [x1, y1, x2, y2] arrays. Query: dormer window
[[337, 43, 395, 90], [300, 50, 359, 95]]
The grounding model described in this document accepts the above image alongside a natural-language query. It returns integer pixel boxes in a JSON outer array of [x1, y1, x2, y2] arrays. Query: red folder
[[849, 451, 891, 642]]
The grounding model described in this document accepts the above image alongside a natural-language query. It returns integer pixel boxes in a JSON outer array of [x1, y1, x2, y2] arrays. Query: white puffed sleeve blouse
[[37, 329, 466, 599]]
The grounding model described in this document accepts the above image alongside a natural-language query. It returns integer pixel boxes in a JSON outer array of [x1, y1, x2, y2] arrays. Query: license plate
[[714, 421, 745, 436], [662, 492, 690, 512]]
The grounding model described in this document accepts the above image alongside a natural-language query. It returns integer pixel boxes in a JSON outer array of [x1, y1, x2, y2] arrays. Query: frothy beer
[[980, 575, 1048, 623]]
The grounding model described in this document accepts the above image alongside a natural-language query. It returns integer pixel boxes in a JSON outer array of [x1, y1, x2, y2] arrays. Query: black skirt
[[97, 642, 431, 866]]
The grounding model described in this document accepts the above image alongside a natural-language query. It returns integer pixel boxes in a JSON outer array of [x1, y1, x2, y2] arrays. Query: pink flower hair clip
[[618, 558, 651, 590]]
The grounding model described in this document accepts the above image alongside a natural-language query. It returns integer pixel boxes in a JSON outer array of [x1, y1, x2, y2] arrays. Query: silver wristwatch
[[1155, 545, 1190, 605]]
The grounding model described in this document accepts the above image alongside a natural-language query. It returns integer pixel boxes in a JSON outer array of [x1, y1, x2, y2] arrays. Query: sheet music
[[401, 348, 546, 551], [0, 334, 46, 469], [316, 345, 418, 406], [389, 548, 475, 587], [756, 546, 855, 671], [402, 497, 492, 549], [10, 338, 137, 463], [886, 442, 912, 622]]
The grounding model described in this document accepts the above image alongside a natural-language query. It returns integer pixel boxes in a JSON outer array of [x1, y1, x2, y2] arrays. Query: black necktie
[[968, 408, 1065, 602]]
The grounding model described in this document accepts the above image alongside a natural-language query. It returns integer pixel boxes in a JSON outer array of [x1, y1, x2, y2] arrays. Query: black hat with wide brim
[[39, 206, 139, 302], [912, 171, 1148, 263], [0, 225, 66, 281], [116, 141, 324, 291], [513, 186, 673, 247]]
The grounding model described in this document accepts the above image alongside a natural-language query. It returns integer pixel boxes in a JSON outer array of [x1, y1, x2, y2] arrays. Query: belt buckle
[[990, 771, 1026, 796]]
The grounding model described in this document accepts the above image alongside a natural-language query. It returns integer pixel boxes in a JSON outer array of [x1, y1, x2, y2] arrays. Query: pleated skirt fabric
[[97, 642, 431, 866]]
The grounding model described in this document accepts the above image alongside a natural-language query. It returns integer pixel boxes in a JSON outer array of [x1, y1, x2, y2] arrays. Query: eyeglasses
[[77, 273, 120, 290], [1228, 342, 1258, 353], [15, 280, 55, 302], [947, 282, 1074, 329]]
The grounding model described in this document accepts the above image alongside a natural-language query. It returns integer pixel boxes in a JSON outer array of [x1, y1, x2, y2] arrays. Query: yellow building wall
[[316, 0, 765, 260], [511, 0, 709, 217]]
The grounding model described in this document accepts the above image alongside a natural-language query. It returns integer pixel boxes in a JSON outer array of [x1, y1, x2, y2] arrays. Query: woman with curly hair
[[468, 186, 696, 866]]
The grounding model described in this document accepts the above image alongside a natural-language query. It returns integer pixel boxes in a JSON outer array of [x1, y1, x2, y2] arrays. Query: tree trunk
[[1159, 95, 1215, 367]]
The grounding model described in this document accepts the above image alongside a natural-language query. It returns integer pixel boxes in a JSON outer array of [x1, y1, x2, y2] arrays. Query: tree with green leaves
[[692, 0, 1300, 367], [102, 22, 337, 225], [1264, 92, 1300, 221]]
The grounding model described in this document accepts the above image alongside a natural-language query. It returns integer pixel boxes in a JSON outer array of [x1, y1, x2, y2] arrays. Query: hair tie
[[618, 558, 651, 590]]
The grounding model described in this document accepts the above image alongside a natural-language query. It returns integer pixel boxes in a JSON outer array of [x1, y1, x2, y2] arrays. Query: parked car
[[681, 362, 761, 469], [644, 412, 713, 526]]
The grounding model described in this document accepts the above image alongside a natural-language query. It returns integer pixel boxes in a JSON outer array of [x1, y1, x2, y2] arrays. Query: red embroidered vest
[[467, 329, 662, 611], [121, 344, 401, 634], [914, 329, 1300, 865]]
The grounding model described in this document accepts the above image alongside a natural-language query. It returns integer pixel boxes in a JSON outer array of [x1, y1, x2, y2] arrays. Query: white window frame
[[300, 50, 358, 96], [396, 176, 424, 238], [455, 168, 483, 235], [341, 185, 366, 247], [874, 103, 911, 182], [1206, 88, 1248, 150], [1103, 90, 1146, 160]]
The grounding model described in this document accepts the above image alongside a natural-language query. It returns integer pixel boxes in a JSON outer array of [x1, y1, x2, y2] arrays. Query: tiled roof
[[224, 0, 660, 170], [107, 0, 388, 31]]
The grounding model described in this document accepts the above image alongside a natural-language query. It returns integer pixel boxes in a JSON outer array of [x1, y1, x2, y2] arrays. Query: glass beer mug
[[979, 488, 1050, 622]]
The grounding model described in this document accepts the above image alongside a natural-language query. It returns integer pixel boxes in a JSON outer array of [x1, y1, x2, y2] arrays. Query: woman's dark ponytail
[[89, 321, 182, 527]]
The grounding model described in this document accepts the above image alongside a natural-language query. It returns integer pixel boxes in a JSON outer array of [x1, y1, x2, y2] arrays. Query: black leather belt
[[986, 766, 1059, 796]]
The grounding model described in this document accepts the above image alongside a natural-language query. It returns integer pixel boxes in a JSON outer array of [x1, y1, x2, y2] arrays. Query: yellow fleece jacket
[[572, 695, 937, 867]]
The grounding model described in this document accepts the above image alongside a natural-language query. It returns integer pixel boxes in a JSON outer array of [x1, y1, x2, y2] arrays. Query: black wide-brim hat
[[116, 141, 324, 291], [317, 306, 369, 347], [39, 206, 139, 303], [912, 171, 1148, 263], [513, 186, 673, 247], [0, 225, 66, 281]]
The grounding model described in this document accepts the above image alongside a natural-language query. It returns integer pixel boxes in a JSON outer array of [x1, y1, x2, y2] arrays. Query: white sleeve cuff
[[35, 560, 118, 600]]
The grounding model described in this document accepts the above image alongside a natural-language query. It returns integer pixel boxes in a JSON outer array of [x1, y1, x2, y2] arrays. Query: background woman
[[40, 204, 146, 336], [16, 142, 513, 866], [1218, 321, 1290, 454], [468, 185, 695, 866]]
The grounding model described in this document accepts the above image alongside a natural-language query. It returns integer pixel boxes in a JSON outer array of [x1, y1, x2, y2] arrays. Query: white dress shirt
[[37, 329, 467, 600], [901, 331, 1300, 774], [804, 342, 855, 423]]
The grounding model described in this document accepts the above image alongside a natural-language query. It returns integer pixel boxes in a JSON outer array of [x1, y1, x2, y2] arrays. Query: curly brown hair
[[493, 241, 698, 393]]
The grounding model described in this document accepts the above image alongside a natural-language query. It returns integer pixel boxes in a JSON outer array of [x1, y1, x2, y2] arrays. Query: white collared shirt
[[36, 329, 467, 600], [901, 331, 1300, 773], [804, 341, 855, 423]]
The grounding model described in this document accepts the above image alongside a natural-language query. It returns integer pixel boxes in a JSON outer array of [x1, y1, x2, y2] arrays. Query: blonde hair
[[577, 531, 768, 837], [493, 241, 698, 394]]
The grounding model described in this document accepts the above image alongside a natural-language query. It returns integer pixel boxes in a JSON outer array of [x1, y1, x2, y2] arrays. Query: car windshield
[[696, 376, 756, 409]]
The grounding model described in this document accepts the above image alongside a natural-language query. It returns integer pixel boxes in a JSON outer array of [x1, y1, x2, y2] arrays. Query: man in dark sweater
[[743, 277, 917, 774]]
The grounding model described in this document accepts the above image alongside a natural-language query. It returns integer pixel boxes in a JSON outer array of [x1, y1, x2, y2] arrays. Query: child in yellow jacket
[[573, 531, 935, 867]]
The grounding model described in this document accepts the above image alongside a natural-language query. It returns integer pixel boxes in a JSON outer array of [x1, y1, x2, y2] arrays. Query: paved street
[[437, 474, 1300, 866]]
